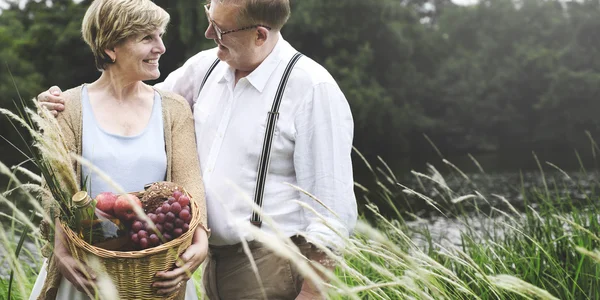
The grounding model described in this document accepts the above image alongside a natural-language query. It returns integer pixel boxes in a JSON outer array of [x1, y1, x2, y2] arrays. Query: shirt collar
[[217, 34, 286, 93], [217, 63, 232, 85]]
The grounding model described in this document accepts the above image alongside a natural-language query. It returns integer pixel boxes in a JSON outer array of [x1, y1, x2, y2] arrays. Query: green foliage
[[0, 0, 95, 182], [0, 277, 35, 300], [3, 0, 600, 165], [284, 0, 442, 155]]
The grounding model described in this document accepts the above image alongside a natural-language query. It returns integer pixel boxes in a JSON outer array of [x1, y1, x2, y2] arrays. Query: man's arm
[[38, 62, 194, 115], [294, 82, 357, 249], [293, 82, 358, 299], [39, 48, 218, 114]]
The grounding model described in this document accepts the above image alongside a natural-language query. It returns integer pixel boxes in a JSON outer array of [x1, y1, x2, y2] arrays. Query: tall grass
[[318, 151, 600, 299], [4, 100, 600, 299], [5, 148, 600, 299]]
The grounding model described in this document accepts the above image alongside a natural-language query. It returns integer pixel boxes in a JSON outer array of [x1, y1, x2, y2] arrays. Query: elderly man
[[39, 0, 357, 299]]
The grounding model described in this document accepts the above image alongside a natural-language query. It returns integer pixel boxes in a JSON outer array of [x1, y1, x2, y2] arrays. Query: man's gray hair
[[220, 0, 290, 31]]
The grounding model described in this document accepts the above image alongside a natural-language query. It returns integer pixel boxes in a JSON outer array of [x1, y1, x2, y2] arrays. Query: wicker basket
[[60, 189, 201, 299]]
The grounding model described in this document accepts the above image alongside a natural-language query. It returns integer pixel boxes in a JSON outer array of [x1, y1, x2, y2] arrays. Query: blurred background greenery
[[3, 0, 600, 215], [6, 2, 600, 297]]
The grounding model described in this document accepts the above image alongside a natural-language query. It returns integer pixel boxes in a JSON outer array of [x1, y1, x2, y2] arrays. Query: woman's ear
[[104, 48, 116, 63]]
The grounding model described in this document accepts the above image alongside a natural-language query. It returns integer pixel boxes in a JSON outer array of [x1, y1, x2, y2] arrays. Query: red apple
[[95, 192, 117, 215], [114, 194, 142, 222], [96, 208, 115, 220]]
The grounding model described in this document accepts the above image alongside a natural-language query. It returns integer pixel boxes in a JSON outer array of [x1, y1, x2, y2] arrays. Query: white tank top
[[81, 85, 167, 198]]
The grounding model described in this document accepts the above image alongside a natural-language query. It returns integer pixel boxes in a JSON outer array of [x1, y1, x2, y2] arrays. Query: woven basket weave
[[60, 190, 200, 299]]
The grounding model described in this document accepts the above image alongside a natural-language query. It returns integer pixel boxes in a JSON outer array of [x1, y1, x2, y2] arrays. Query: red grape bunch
[[129, 190, 192, 250]]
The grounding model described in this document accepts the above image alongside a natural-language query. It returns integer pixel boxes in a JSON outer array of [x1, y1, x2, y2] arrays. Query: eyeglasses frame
[[204, 4, 272, 41]]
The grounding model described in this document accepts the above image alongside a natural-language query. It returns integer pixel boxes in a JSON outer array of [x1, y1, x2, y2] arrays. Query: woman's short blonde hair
[[81, 0, 170, 70]]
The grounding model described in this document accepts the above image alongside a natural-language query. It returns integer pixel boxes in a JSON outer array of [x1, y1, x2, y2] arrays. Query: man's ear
[[255, 27, 269, 46]]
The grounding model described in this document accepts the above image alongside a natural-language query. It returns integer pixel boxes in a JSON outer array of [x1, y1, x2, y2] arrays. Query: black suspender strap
[[251, 52, 303, 227], [197, 58, 221, 98]]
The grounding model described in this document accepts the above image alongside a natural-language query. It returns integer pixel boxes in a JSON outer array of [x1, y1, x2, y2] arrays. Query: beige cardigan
[[38, 84, 208, 300]]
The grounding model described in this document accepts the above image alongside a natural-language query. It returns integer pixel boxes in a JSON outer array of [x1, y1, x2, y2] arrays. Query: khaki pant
[[203, 236, 311, 300]]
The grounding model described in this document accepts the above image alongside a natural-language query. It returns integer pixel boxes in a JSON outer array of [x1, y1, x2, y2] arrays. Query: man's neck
[[234, 33, 280, 85], [234, 69, 252, 85]]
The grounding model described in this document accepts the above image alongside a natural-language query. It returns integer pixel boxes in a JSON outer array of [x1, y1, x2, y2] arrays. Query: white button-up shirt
[[157, 36, 357, 248]]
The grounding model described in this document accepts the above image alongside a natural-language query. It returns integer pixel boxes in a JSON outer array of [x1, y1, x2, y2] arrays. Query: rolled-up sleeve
[[294, 82, 357, 250]]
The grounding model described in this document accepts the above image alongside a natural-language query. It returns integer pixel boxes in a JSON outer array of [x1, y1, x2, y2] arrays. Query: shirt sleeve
[[293, 82, 358, 250]]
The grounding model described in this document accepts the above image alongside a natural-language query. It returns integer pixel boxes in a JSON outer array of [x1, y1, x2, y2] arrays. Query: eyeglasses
[[204, 4, 271, 42]]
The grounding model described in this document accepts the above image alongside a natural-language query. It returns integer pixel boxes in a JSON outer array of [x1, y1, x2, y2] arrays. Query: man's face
[[204, 2, 255, 69]]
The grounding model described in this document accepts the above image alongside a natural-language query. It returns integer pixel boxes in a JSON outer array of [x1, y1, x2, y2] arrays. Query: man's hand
[[296, 245, 336, 300], [296, 280, 326, 300], [152, 228, 208, 295], [37, 86, 64, 117]]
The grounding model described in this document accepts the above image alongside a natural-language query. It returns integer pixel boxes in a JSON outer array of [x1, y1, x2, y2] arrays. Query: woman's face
[[109, 28, 166, 81]]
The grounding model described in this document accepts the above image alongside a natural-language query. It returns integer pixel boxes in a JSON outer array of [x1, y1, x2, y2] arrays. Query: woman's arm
[[53, 218, 98, 295], [152, 227, 208, 295], [152, 93, 209, 295]]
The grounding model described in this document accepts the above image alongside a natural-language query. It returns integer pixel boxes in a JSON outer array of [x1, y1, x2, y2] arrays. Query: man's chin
[[216, 48, 229, 61]]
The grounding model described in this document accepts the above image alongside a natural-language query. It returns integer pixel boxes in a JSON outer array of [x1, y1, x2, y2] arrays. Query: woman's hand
[[54, 250, 98, 295], [53, 219, 97, 295], [152, 227, 208, 295]]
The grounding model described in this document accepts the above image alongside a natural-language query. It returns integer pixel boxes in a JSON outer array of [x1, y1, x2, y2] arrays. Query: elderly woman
[[28, 0, 209, 299]]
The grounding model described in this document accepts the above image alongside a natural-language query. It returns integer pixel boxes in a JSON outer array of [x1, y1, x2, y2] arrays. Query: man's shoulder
[[277, 48, 346, 103], [182, 47, 220, 70], [278, 39, 335, 86], [288, 55, 339, 89]]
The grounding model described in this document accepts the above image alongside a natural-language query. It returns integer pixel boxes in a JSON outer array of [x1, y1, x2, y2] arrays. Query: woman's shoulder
[[58, 84, 85, 120], [62, 85, 84, 102], [154, 88, 192, 114]]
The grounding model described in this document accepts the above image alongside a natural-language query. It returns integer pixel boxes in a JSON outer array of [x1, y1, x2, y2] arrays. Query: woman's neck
[[88, 70, 152, 101]]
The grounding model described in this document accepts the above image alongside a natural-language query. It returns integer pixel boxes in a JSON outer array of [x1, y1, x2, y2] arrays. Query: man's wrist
[[307, 240, 341, 256]]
